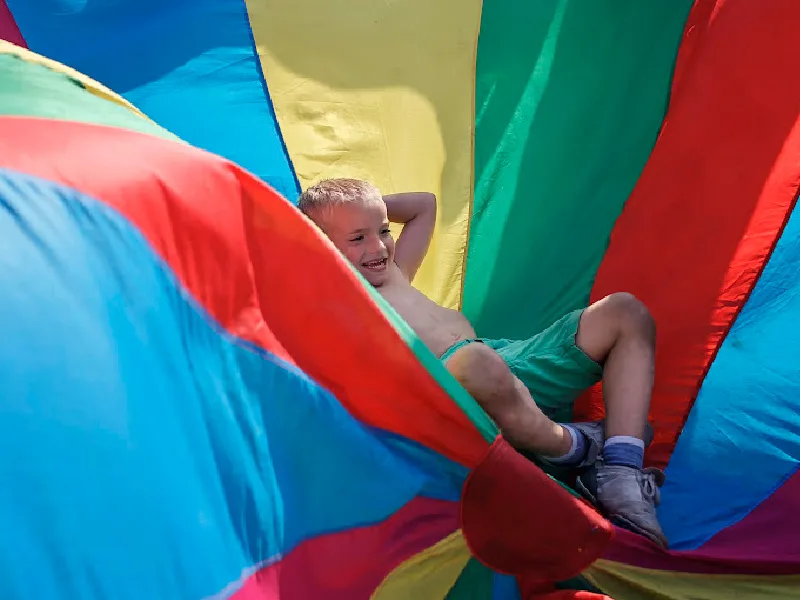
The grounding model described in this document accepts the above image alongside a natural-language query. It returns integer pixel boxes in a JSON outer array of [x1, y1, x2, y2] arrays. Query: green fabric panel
[[464, 0, 692, 338], [0, 53, 179, 141], [444, 558, 495, 600], [556, 575, 604, 593]]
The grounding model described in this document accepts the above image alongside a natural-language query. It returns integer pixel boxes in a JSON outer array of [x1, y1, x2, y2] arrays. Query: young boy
[[298, 178, 667, 548]]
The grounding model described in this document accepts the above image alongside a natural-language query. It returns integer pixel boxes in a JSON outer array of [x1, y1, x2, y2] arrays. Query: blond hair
[[298, 178, 382, 223]]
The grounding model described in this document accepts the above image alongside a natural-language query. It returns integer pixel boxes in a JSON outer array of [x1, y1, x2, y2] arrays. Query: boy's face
[[320, 200, 396, 287]]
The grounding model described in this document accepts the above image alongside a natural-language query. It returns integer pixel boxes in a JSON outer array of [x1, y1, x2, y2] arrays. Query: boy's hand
[[383, 192, 437, 282]]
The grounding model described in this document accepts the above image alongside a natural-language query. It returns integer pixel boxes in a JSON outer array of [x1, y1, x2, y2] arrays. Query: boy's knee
[[445, 344, 521, 409], [600, 292, 655, 340], [446, 344, 548, 441], [446, 344, 512, 391]]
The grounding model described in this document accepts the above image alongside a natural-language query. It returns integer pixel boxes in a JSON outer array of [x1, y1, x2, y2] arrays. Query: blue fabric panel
[[374, 429, 468, 502], [660, 202, 800, 549], [6, 0, 300, 199], [0, 168, 459, 598], [492, 574, 522, 600]]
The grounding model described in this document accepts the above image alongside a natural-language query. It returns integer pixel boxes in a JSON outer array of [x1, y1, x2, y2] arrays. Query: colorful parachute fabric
[[2, 0, 800, 598], [0, 37, 619, 600]]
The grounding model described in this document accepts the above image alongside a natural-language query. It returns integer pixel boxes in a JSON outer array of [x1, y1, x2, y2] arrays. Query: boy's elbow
[[422, 192, 437, 215]]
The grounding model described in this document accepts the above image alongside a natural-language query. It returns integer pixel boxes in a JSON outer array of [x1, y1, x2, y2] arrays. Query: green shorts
[[440, 309, 602, 423]]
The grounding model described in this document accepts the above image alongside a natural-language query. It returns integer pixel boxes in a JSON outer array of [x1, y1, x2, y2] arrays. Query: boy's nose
[[367, 236, 386, 254]]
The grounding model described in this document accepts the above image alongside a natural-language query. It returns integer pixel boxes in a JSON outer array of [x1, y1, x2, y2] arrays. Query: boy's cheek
[[344, 250, 362, 268]]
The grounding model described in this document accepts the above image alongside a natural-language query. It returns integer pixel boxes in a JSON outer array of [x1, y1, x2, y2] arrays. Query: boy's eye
[[349, 235, 364, 242], [380, 228, 391, 236]]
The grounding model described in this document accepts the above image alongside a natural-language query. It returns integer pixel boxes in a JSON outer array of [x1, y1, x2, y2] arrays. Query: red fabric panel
[[518, 587, 611, 600], [229, 497, 458, 600], [0, 1, 25, 47], [461, 437, 612, 584], [574, 0, 800, 469], [0, 117, 487, 466]]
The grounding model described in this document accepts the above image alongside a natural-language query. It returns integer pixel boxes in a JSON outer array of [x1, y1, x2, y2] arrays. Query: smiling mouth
[[362, 258, 388, 271]]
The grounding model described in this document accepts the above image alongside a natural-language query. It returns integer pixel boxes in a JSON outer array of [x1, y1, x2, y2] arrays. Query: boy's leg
[[443, 343, 600, 466], [575, 292, 654, 442], [486, 295, 667, 547], [572, 292, 667, 548]]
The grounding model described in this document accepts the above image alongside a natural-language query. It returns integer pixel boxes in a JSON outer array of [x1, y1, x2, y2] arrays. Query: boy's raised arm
[[383, 192, 437, 281]]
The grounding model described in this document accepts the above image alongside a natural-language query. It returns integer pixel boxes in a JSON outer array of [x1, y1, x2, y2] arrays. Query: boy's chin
[[361, 270, 389, 287]]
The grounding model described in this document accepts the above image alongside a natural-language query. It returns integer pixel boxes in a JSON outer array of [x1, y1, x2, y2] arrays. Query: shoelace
[[640, 468, 665, 506]]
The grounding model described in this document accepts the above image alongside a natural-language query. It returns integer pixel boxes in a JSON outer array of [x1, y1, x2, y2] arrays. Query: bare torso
[[378, 263, 476, 358]]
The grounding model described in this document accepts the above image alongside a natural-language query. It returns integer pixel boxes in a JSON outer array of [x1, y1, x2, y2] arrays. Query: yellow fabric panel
[[585, 559, 800, 600], [0, 41, 158, 125], [371, 531, 472, 600], [246, 0, 482, 309]]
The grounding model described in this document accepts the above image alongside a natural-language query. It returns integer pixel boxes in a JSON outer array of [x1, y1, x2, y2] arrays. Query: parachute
[[1, 1, 799, 598]]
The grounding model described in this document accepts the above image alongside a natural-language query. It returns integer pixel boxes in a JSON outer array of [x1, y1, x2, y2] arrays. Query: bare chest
[[379, 283, 476, 356]]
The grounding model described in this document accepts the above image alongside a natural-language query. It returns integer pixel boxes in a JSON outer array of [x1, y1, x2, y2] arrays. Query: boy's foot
[[575, 458, 668, 548]]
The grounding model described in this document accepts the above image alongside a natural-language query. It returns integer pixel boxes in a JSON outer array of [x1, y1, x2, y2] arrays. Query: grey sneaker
[[576, 458, 668, 548], [568, 421, 655, 469]]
